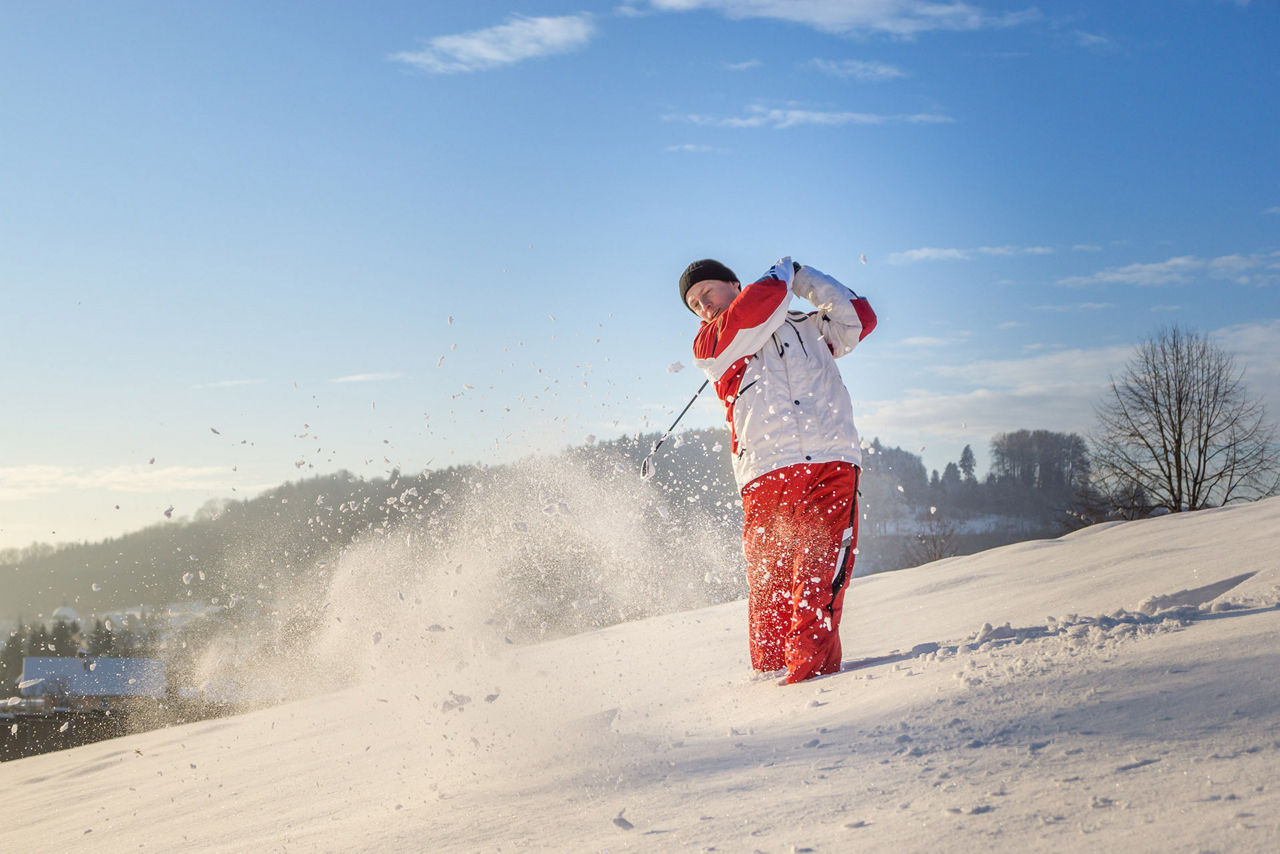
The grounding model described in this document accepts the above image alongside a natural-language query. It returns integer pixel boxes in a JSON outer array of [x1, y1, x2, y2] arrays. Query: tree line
[[1, 323, 1274, 676]]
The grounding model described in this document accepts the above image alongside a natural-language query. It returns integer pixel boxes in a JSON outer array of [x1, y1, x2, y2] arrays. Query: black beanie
[[679, 259, 738, 312]]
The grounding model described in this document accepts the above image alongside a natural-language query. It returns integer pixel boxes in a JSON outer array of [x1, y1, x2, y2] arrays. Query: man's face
[[685, 278, 740, 322]]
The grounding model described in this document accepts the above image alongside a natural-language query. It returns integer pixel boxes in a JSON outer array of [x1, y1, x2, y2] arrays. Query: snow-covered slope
[[3, 498, 1279, 852]]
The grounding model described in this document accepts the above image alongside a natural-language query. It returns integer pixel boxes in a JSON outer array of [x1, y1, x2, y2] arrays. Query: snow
[[3, 498, 1279, 851]]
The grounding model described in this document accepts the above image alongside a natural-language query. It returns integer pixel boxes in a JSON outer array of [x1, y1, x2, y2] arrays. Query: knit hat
[[679, 259, 738, 312]]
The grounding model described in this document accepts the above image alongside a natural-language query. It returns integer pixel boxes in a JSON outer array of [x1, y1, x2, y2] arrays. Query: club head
[[640, 452, 656, 480]]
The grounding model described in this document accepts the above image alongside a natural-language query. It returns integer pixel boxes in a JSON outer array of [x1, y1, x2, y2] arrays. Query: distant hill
[[0, 425, 1112, 712], [1, 430, 740, 637], [2, 427, 1080, 630]]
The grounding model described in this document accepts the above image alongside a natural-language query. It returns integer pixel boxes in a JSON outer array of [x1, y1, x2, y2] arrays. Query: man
[[682, 256, 877, 684]]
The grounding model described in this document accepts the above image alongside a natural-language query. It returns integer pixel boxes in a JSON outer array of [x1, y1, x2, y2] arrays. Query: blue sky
[[1, 1, 1277, 550]]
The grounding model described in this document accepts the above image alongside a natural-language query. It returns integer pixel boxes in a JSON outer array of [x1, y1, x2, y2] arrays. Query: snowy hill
[[3, 498, 1278, 852]]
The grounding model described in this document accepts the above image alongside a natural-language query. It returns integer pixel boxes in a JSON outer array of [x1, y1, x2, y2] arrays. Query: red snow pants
[[740, 461, 860, 684]]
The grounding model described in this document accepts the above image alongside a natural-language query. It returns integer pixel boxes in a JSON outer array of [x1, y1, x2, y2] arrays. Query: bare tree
[[1092, 326, 1280, 515]]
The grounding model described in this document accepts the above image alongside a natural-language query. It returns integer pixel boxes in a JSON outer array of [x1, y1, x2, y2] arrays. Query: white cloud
[[724, 59, 761, 71], [330, 373, 405, 384], [1264, 206, 1280, 216], [1058, 252, 1280, 287], [1073, 30, 1115, 51], [811, 59, 907, 80], [667, 104, 951, 128], [1216, 318, 1280, 413], [887, 245, 1055, 264], [664, 143, 726, 153], [887, 247, 970, 263], [977, 245, 1054, 257], [645, 0, 1039, 37], [927, 346, 1130, 389], [1059, 256, 1201, 286], [1072, 244, 1103, 252], [390, 14, 595, 74], [859, 345, 1131, 446], [859, 320, 1280, 457], [861, 387, 1093, 447]]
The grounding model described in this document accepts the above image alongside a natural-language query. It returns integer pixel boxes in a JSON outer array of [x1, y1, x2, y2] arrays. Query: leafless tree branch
[[1090, 326, 1280, 516]]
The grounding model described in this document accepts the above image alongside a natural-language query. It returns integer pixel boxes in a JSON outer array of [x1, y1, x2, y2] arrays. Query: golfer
[[682, 256, 877, 683]]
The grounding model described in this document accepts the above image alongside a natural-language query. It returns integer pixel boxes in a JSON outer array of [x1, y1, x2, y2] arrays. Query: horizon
[[0, 421, 1074, 562], [3, 2, 1277, 550]]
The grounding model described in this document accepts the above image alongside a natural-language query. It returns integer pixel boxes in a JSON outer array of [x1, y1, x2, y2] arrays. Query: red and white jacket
[[692, 257, 877, 490]]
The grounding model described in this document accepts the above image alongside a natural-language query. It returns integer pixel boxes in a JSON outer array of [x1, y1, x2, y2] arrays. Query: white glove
[[758, 256, 794, 286]]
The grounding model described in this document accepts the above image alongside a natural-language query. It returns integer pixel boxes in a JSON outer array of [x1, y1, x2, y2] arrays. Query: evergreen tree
[[26, 623, 53, 657], [50, 620, 80, 656], [959, 445, 977, 483], [942, 462, 962, 491], [87, 619, 116, 656]]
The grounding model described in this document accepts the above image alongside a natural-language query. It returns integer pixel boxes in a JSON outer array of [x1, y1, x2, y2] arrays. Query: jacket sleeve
[[692, 258, 794, 382], [793, 264, 877, 358]]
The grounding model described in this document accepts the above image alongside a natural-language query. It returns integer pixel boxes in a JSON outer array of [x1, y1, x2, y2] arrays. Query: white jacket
[[692, 257, 877, 490]]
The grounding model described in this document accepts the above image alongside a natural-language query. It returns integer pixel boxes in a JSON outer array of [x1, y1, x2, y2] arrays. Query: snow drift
[[3, 497, 1278, 852]]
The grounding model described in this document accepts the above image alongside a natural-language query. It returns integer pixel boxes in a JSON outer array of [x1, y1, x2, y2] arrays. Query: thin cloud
[[927, 345, 1132, 391], [1217, 318, 1280, 411], [889, 247, 970, 263], [724, 59, 761, 71], [330, 373, 405, 384], [667, 104, 952, 128], [811, 59, 907, 80], [861, 387, 1096, 445], [0, 465, 240, 501], [664, 143, 727, 153], [191, 379, 267, 390], [644, 0, 1039, 38], [1073, 31, 1116, 51], [860, 345, 1130, 443], [390, 14, 595, 74], [982, 245, 1054, 256], [887, 245, 1055, 264], [860, 320, 1280, 450], [1058, 252, 1280, 287], [1264, 206, 1280, 216]]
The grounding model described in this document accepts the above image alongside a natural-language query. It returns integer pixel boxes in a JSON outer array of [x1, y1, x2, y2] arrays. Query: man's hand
[[759, 256, 794, 287]]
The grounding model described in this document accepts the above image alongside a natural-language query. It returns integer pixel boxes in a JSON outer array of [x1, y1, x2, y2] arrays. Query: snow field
[[1, 497, 1277, 852]]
